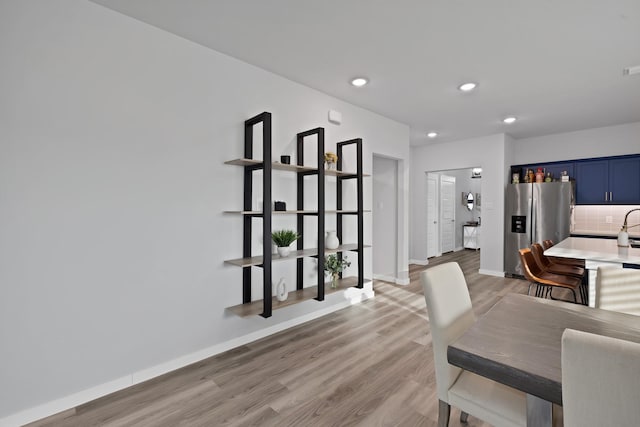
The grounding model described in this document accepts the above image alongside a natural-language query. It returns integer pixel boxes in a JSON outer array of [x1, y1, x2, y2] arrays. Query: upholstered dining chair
[[595, 266, 640, 316], [562, 329, 640, 427], [421, 262, 526, 427]]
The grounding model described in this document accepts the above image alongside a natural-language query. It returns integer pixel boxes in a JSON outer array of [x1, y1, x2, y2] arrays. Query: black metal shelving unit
[[296, 128, 325, 301], [242, 112, 272, 317], [336, 138, 365, 288], [224, 112, 369, 318]]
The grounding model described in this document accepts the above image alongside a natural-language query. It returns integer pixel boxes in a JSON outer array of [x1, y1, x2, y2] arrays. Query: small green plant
[[324, 254, 351, 288], [324, 254, 351, 274], [271, 229, 300, 247]]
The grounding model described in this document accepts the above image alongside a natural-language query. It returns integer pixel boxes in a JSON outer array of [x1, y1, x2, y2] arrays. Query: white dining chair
[[562, 329, 640, 427], [420, 262, 526, 427], [595, 266, 640, 316]]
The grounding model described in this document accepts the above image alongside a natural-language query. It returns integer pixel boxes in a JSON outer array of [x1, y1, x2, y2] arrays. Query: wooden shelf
[[325, 168, 370, 178], [224, 244, 371, 267], [224, 210, 371, 215], [226, 276, 371, 317], [327, 210, 372, 214], [224, 210, 316, 215], [225, 158, 369, 177]]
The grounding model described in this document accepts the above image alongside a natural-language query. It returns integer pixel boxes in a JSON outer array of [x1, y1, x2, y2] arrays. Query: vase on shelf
[[325, 230, 340, 249], [275, 277, 288, 302], [325, 161, 336, 170], [331, 272, 339, 289], [277, 246, 290, 257]]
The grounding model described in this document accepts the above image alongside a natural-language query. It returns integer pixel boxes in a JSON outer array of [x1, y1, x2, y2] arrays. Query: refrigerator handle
[[529, 197, 538, 246]]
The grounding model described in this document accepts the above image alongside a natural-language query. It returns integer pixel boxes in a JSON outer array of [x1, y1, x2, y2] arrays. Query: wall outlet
[[605, 215, 613, 224]]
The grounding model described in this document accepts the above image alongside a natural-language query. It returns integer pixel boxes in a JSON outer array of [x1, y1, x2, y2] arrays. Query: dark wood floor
[[29, 250, 537, 427]]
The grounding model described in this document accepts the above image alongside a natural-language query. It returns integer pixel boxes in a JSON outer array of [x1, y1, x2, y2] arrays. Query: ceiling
[[92, 0, 640, 145]]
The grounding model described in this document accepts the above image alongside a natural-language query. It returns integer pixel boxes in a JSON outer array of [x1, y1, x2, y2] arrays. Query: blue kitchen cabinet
[[513, 154, 640, 205], [575, 156, 640, 204], [609, 157, 640, 204], [575, 160, 609, 204], [543, 162, 574, 182], [513, 162, 574, 182]]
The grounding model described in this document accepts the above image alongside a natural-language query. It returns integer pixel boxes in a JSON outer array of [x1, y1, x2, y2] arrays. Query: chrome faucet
[[618, 208, 640, 247]]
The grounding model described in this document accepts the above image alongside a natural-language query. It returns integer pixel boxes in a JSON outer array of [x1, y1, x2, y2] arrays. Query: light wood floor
[[30, 250, 539, 427]]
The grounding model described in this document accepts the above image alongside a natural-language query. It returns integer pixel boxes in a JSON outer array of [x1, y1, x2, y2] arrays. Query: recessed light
[[458, 82, 477, 92], [427, 132, 438, 138], [351, 77, 369, 87], [503, 116, 517, 124]]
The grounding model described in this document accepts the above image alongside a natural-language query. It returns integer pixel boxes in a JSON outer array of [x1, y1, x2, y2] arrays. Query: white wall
[[511, 121, 640, 164], [0, 1, 410, 423], [410, 134, 507, 275]]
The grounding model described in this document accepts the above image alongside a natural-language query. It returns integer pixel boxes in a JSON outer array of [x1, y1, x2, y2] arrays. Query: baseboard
[[0, 285, 374, 427], [373, 273, 397, 283], [372, 273, 410, 286], [478, 269, 505, 277], [0, 375, 132, 427], [409, 258, 429, 265]]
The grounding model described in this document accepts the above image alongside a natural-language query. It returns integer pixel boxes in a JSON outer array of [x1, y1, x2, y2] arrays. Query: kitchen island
[[545, 237, 640, 307]]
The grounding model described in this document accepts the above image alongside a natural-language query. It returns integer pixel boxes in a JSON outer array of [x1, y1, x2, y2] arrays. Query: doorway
[[440, 175, 456, 253], [426, 168, 482, 259], [372, 155, 398, 283]]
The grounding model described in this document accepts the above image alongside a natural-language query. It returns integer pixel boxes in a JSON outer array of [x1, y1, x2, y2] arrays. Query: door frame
[[426, 173, 440, 258], [372, 155, 398, 283], [439, 174, 456, 254], [372, 153, 409, 284]]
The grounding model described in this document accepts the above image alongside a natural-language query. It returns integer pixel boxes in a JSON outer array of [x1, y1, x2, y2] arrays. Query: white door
[[440, 175, 456, 253], [426, 173, 439, 258]]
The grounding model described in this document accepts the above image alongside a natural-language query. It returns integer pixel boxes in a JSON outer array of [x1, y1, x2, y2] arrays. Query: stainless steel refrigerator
[[504, 182, 574, 277]]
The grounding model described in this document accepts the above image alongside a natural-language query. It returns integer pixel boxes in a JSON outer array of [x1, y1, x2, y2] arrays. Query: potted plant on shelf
[[272, 229, 300, 257], [324, 254, 351, 288]]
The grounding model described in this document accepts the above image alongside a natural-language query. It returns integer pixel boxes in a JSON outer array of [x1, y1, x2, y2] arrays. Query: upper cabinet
[[574, 159, 609, 204], [575, 157, 640, 205], [541, 162, 574, 183], [608, 157, 640, 204], [511, 161, 574, 183], [512, 154, 640, 205]]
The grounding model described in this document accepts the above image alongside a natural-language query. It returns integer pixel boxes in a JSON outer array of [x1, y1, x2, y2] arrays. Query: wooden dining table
[[447, 293, 640, 427]]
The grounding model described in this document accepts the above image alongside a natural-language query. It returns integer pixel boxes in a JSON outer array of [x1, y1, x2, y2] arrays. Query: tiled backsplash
[[573, 205, 640, 236]]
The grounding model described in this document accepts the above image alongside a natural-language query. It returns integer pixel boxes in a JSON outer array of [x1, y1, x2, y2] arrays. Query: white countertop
[[571, 230, 640, 239], [545, 237, 640, 264]]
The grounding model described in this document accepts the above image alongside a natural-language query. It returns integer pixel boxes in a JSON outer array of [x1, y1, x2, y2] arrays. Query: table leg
[[526, 394, 552, 427]]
